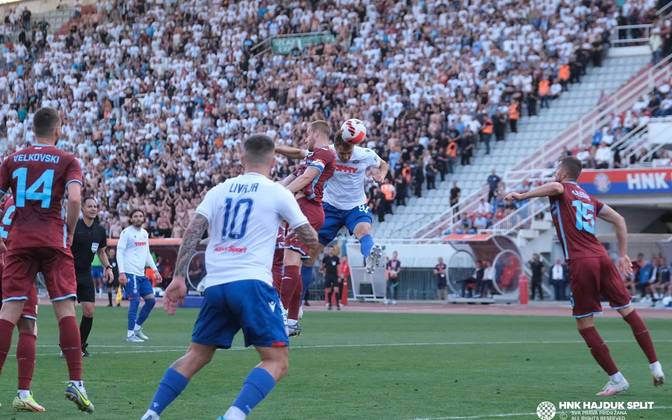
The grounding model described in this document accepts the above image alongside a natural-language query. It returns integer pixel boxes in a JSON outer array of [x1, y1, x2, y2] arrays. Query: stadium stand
[[0, 0, 633, 240]]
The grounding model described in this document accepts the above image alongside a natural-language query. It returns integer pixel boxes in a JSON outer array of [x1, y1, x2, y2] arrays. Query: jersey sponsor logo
[[12, 153, 60, 164], [335, 164, 357, 173], [213, 245, 248, 254], [570, 189, 590, 201], [134, 241, 147, 247]]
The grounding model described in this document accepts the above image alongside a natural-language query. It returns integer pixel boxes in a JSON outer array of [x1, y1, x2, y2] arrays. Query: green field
[[0, 306, 670, 419]]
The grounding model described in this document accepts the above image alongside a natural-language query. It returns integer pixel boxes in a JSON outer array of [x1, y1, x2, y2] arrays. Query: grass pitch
[[0, 305, 670, 419]]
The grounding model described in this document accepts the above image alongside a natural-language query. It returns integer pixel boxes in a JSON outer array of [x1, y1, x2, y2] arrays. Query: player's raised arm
[[504, 182, 564, 201], [597, 204, 633, 276], [164, 213, 209, 315], [374, 159, 390, 183], [285, 166, 321, 194], [275, 144, 308, 160]]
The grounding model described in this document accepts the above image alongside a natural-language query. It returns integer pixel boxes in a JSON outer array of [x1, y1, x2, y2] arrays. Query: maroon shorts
[[2, 247, 76, 302], [569, 255, 632, 318], [285, 198, 324, 258], [0, 258, 39, 319]]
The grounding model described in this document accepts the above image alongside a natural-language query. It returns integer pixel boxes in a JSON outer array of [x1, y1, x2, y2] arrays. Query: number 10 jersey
[[195, 172, 308, 289]]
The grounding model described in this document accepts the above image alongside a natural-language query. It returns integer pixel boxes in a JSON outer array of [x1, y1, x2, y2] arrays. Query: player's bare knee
[[53, 299, 77, 320], [354, 223, 370, 238], [617, 306, 635, 318], [0, 301, 23, 324], [17, 317, 36, 335], [576, 316, 594, 330], [82, 303, 95, 318]]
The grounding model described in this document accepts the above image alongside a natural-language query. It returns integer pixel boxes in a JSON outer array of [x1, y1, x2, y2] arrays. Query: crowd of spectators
[[0, 0, 652, 238]]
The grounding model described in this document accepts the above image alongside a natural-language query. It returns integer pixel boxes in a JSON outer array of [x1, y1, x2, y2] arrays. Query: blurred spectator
[[450, 182, 461, 212], [595, 142, 613, 168], [425, 159, 437, 190], [434, 257, 448, 301], [384, 251, 401, 305], [487, 169, 501, 203], [394, 175, 407, 207], [551, 259, 568, 301], [529, 254, 545, 301], [479, 260, 495, 298], [380, 179, 396, 216]]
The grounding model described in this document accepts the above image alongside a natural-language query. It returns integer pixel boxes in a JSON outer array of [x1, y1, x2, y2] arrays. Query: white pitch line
[[24, 338, 672, 356], [412, 406, 672, 420]]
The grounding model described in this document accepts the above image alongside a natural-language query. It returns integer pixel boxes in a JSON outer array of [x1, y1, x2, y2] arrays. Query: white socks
[[610, 371, 625, 383], [18, 389, 31, 398], [650, 361, 662, 372], [134, 324, 142, 331], [127, 330, 135, 338], [223, 406, 246, 420], [287, 319, 298, 327]]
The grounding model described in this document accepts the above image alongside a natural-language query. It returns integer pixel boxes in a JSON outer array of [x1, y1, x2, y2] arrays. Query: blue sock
[[360, 234, 374, 258], [136, 298, 156, 326], [148, 367, 189, 415], [128, 298, 140, 331], [232, 367, 276, 415], [301, 266, 314, 295]]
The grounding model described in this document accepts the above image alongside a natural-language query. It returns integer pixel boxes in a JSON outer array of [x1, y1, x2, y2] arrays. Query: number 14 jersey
[[549, 181, 608, 261], [0, 144, 82, 249]]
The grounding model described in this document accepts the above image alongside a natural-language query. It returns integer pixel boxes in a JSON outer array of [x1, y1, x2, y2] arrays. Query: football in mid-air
[[340, 118, 367, 144]]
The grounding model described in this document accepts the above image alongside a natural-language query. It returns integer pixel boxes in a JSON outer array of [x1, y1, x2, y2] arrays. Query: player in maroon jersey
[[277, 120, 336, 336], [506, 156, 664, 396], [0, 108, 94, 412], [0, 194, 44, 411]]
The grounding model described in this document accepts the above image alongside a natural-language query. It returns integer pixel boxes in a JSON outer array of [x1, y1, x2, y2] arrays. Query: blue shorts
[[124, 274, 153, 299], [192, 280, 288, 349], [319, 202, 373, 245], [91, 266, 104, 279]]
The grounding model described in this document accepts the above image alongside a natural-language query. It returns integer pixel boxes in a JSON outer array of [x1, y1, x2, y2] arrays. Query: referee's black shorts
[[76, 272, 96, 303], [325, 276, 339, 289]]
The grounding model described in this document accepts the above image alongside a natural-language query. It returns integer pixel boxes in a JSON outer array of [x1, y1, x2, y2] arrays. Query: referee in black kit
[[71, 197, 113, 357]]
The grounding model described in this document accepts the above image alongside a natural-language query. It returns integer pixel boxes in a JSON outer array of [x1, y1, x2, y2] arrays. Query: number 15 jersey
[[549, 181, 608, 261], [196, 172, 308, 289], [0, 144, 82, 250]]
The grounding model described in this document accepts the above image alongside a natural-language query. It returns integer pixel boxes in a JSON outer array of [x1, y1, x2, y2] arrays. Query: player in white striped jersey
[[116, 210, 161, 343], [277, 133, 389, 274]]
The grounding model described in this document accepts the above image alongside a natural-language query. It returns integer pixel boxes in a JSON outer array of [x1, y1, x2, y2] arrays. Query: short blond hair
[[309, 120, 331, 138]]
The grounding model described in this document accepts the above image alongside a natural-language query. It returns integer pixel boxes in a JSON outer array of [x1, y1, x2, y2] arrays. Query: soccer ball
[[340, 118, 367, 144]]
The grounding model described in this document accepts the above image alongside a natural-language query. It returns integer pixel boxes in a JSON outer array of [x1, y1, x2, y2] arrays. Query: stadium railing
[[414, 52, 672, 240]]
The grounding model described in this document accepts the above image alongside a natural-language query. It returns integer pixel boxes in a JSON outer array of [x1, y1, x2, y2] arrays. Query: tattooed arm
[[294, 223, 319, 255], [164, 213, 209, 315]]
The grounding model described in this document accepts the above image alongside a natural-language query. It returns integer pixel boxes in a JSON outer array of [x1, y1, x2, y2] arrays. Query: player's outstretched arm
[[504, 182, 564, 201], [276, 145, 308, 160], [165, 213, 209, 315], [286, 166, 320, 194], [598, 205, 633, 276]]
